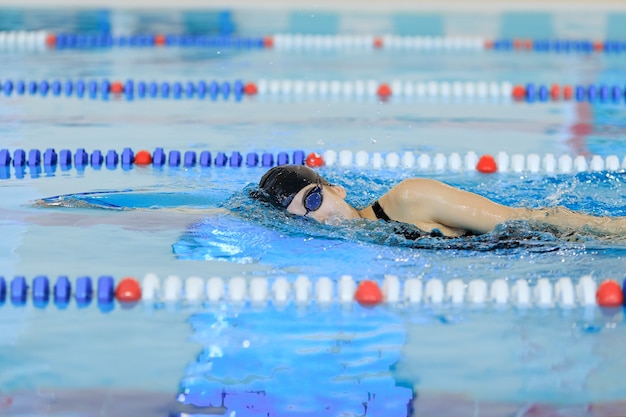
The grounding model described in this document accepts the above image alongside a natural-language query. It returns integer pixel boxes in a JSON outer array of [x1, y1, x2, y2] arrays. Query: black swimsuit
[[371, 200, 444, 240], [372, 200, 391, 221]]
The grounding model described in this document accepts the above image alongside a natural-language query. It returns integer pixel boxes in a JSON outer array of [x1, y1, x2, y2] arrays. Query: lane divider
[[0, 148, 305, 179], [271, 34, 625, 54], [0, 274, 623, 310], [0, 148, 624, 179], [1, 31, 624, 54], [321, 150, 626, 173], [1, 78, 624, 104]]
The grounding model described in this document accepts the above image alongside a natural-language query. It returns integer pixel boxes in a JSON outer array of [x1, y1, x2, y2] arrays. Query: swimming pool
[[2, 6, 626, 417]]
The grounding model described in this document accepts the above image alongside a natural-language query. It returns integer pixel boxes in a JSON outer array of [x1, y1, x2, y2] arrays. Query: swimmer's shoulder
[[379, 178, 440, 206]]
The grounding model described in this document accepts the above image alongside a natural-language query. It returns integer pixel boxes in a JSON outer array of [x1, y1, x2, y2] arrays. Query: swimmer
[[254, 164, 626, 238]]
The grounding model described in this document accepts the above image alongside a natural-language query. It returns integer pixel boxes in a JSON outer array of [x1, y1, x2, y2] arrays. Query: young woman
[[255, 164, 626, 238]]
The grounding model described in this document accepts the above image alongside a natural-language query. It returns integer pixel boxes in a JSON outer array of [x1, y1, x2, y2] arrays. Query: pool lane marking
[[2, 31, 623, 54], [0, 274, 621, 310], [1, 148, 623, 179], [1, 78, 625, 104]]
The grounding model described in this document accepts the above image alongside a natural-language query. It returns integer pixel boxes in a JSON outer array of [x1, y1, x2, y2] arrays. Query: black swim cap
[[257, 165, 331, 208]]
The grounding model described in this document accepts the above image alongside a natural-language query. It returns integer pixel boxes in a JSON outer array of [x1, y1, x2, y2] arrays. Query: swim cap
[[257, 165, 331, 208]]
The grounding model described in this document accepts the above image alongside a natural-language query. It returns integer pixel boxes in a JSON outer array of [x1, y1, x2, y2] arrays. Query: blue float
[[184, 151, 196, 167], [261, 152, 274, 167], [75, 276, 93, 305], [168, 150, 181, 167], [10, 276, 27, 305], [0, 277, 6, 303], [153, 147, 166, 166], [161, 82, 170, 98], [2, 80, 13, 95], [137, 81, 147, 97], [40, 81, 50, 96], [277, 152, 289, 165], [148, 82, 158, 98], [76, 80, 85, 97], [293, 150, 305, 165], [209, 81, 219, 100], [575, 85, 586, 102], [64, 80, 73, 96], [537, 85, 548, 102], [124, 80, 134, 95], [51, 80, 62, 95], [197, 81, 207, 98], [599, 85, 609, 102], [13, 149, 26, 167], [0, 149, 10, 167], [173, 82, 182, 98], [185, 81, 195, 98], [75, 148, 89, 168], [525, 83, 536, 102], [27, 81, 37, 95], [215, 152, 227, 167], [59, 149, 72, 168], [121, 148, 134, 166], [54, 276, 71, 304], [588, 85, 597, 102], [27, 149, 41, 167], [43, 148, 57, 166], [229, 151, 242, 167], [221, 82, 231, 99], [246, 152, 258, 167], [33, 275, 50, 303], [97, 276, 115, 303], [88, 80, 98, 95], [91, 150, 104, 167], [106, 150, 119, 167], [199, 150, 212, 167]]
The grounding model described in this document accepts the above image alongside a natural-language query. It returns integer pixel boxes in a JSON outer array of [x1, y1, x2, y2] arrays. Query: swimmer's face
[[286, 183, 356, 225]]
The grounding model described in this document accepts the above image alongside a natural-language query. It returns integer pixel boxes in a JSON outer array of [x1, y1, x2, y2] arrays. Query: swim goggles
[[303, 184, 323, 216]]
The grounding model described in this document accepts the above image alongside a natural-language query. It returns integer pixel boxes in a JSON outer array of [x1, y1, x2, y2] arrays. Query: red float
[[115, 277, 142, 302], [512, 85, 526, 101], [596, 280, 623, 307], [377, 83, 392, 99], [109, 81, 124, 94], [373, 37, 383, 49], [476, 155, 497, 173], [154, 34, 166, 46], [305, 152, 324, 167], [244, 82, 258, 95], [563, 85, 573, 100], [134, 150, 153, 165], [355, 280, 383, 307], [550, 84, 560, 100], [263, 36, 274, 48], [45, 33, 56, 48]]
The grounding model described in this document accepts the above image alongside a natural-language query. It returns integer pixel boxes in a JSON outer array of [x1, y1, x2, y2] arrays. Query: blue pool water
[[2, 6, 626, 417]]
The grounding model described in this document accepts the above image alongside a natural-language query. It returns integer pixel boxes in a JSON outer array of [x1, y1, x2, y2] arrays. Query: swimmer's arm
[[520, 206, 626, 236], [393, 179, 626, 236], [387, 179, 519, 234]]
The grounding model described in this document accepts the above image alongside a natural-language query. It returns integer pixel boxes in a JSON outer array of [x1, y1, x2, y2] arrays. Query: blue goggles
[[303, 184, 323, 216]]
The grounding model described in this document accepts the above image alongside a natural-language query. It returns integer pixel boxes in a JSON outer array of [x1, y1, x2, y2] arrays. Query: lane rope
[[1, 78, 624, 104], [0, 148, 624, 179], [1, 31, 624, 54], [0, 274, 622, 310]]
